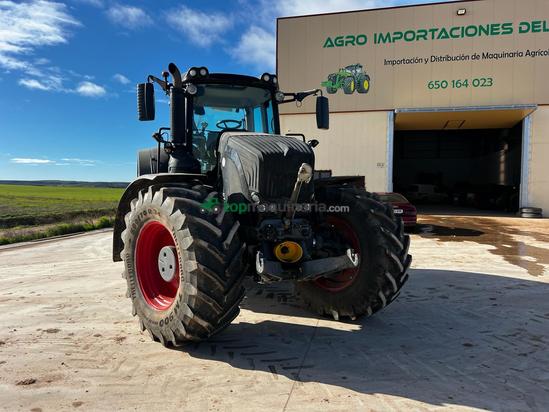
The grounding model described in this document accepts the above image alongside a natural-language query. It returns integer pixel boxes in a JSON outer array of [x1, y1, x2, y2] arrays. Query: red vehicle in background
[[376, 192, 417, 229]]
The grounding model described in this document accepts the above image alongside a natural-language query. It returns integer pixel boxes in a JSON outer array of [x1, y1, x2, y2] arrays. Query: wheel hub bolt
[[158, 246, 177, 282]]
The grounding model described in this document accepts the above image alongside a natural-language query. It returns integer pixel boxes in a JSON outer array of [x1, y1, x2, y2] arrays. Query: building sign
[[277, 0, 549, 114], [322, 21, 549, 48]]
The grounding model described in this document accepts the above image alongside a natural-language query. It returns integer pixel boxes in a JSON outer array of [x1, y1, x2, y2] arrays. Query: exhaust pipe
[[166, 62, 200, 173], [167, 62, 185, 151], [168, 62, 182, 88]]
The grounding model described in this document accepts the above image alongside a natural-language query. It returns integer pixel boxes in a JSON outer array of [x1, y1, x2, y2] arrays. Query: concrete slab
[[0, 216, 548, 411]]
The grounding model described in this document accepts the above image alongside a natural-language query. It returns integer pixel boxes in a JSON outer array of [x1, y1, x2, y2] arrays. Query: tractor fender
[[112, 173, 204, 261]]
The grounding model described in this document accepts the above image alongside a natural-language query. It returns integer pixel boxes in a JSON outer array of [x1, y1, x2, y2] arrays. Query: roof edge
[[276, 0, 484, 21]]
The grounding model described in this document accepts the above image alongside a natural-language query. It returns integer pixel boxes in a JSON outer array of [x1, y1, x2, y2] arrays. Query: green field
[[0, 184, 124, 244], [0, 184, 123, 227]]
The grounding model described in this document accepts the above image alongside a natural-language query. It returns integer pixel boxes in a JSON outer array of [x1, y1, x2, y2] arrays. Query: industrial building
[[277, 0, 549, 214]]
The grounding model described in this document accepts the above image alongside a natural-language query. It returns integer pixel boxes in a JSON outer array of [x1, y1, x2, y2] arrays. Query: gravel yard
[[0, 216, 548, 411]]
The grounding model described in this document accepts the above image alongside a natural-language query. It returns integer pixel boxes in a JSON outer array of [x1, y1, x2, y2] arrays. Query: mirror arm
[[147, 75, 169, 94], [280, 88, 322, 104], [296, 88, 322, 102]]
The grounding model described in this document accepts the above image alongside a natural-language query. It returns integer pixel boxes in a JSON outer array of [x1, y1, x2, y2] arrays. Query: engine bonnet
[[218, 132, 315, 203]]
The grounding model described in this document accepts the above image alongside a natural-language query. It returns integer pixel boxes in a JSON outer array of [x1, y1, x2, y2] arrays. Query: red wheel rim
[[314, 216, 361, 292], [135, 221, 180, 310]]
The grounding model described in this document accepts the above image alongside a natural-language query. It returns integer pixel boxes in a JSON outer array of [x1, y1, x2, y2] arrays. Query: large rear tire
[[296, 187, 411, 319], [356, 74, 370, 94], [121, 183, 246, 345], [343, 76, 356, 94]]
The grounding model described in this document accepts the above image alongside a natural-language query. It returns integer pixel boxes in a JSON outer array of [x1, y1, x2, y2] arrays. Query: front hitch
[[255, 248, 359, 283], [300, 248, 359, 281]]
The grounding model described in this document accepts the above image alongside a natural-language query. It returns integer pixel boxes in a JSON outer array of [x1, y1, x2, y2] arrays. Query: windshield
[[192, 84, 275, 173]]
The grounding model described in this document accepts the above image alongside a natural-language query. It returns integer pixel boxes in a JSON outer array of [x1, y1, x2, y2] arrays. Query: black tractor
[[112, 63, 410, 346]]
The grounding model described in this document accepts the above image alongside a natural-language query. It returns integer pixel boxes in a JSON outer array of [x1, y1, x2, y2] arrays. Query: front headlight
[[186, 84, 198, 95]]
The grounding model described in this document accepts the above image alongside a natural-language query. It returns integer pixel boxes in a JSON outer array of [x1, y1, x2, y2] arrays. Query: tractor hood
[[218, 132, 315, 204]]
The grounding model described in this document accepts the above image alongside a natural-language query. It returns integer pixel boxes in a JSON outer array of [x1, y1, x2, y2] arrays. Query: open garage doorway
[[392, 106, 535, 216]]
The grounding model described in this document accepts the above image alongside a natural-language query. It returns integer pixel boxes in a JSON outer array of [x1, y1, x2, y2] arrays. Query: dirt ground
[[1, 215, 548, 411]]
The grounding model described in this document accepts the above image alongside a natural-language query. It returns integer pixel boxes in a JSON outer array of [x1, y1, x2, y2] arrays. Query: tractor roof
[[183, 72, 277, 91]]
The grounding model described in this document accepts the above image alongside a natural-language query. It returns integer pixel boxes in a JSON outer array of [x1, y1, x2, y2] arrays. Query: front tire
[[326, 74, 338, 94], [121, 184, 246, 345], [296, 188, 411, 319]]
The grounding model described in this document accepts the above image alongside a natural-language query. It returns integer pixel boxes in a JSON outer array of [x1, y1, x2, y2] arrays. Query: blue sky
[[0, 0, 450, 182]]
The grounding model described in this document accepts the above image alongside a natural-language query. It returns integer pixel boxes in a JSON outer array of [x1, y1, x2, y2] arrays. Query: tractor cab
[[188, 76, 279, 173], [136, 64, 328, 176]]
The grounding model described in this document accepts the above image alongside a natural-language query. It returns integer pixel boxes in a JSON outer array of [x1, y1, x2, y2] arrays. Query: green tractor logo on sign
[[321, 64, 371, 95]]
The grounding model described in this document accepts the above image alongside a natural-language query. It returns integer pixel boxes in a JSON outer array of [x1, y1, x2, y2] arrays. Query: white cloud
[[0, 1, 80, 71], [11, 158, 54, 164], [75, 81, 107, 97], [106, 4, 151, 29], [18, 75, 64, 91], [275, 0, 381, 16], [232, 0, 452, 71], [166, 6, 233, 47], [19, 75, 104, 96], [34, 57, 50, 65], [73, 0, 103, 7], [0, 54, 27, 70], [18, 78, 50, 91], [233, 26, 275, 71], [61, 158, 96, 165], [231, 1, 377, 71], [0, 1, 91, 94], [10, 157, 98, 166], [269, 0, 451, 17], [113, 73, 130, 85]]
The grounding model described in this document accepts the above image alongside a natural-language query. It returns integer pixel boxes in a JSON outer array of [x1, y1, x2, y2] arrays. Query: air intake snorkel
[[166, 62, 200, 174]]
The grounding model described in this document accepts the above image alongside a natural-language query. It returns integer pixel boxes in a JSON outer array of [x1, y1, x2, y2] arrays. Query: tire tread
[[121, 183, 245, 345]]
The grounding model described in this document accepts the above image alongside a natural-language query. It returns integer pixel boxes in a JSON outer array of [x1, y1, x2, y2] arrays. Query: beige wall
[[529, 106, 549, 214], [278, 0, 549, 114], [281, 112, 389, 191], [278, 0, 549, 212], [281, 108, 549, 212]]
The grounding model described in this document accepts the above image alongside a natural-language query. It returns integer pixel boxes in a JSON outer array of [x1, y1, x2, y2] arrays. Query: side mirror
[[316, 95, 329, 130], [137, 83, 155, 121]]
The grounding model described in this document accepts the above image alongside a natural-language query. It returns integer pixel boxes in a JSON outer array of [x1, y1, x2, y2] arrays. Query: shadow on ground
[[176, 269, 549, 410]]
